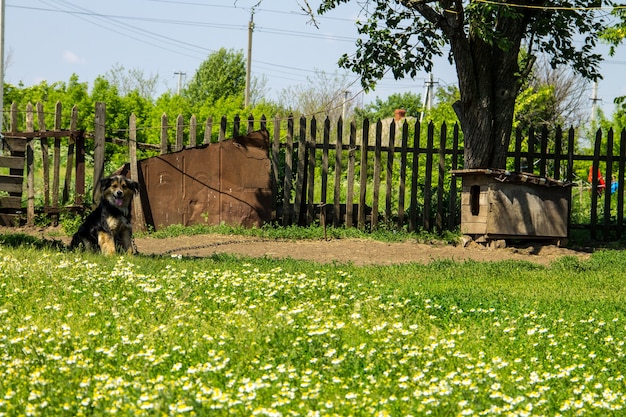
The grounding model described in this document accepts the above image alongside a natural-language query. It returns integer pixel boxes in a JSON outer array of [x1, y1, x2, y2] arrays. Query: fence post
[[160, 113, 168, 154], [333, 118, 343, 227], [62, 106, 78, 204], [93, 102, 106, 206], [436, 122, 447, 231], [271, 116, 280, 222], [37, 102, 50, 209], [618, 129, 626, 239], [293, 116, 307, 225], [372, 119, 382, 230], [189, 115, 197, 148], [604, 128, 614, 240], [282, 115, 294, 226], [204, 116, 212, 145], [398, 121, 408, 229], [129, 113, 146, 232], [409, 121, 420, 232], [26, 103, 35, 226], [358, 118, 369, 230], [385, 121, 396, 222], [175, 114, 184, 152], [307, 117, 317, 225], [346, 120, 356, 228]]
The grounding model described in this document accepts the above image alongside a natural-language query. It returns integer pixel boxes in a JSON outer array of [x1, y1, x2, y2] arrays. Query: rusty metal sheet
[[136, 130, 272, 230]]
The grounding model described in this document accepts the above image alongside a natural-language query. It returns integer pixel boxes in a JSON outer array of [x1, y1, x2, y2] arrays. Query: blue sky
[[5, 0, 626, 119]]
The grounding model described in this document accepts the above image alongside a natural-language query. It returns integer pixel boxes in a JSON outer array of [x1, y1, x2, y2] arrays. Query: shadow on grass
[[0, 233, 68, 251]]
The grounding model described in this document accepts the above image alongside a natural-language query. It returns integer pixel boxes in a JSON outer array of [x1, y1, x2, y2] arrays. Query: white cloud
[[63, 50, 86, 65]]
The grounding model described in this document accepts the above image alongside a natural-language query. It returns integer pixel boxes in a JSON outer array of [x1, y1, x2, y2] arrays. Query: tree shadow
[[0, 233, 67, 251]]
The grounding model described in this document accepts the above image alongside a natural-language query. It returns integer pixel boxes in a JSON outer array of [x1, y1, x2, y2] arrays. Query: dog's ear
[[100, 176, 112, 192], [126, 178, 140, 194]]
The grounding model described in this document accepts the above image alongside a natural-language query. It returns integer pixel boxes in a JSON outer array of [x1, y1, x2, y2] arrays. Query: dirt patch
[[0, 226, 592, 266]]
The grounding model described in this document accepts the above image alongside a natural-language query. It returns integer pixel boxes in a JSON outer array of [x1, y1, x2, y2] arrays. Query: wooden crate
[[453, 169, 572, 243]]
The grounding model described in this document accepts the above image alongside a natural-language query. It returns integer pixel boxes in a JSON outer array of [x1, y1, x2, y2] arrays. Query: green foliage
[[183, 48, 246, 108]]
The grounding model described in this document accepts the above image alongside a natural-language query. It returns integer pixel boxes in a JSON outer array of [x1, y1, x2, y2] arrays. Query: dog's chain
[[131, 236, 139, 254], [162, 239, 267, 255]]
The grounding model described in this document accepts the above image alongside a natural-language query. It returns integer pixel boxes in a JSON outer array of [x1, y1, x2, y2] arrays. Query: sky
[[4, 0, 626, 121]]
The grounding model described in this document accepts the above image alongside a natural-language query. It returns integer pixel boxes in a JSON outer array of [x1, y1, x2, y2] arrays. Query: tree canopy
[[315, 0, 623, 169]]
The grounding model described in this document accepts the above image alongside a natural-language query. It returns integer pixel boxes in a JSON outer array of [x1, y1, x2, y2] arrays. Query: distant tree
[[104, 63, 160, 100], [514, 56, 591, 131], [183, 48, 246, 107], [277, 70, 354, 122]]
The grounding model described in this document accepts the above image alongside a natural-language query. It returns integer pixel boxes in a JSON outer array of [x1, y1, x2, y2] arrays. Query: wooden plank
[[0, 175, 24, 193], [75, 133, 85, 206], [189, 115, 197, 148], [175, 114, 184, 151], [0, 213, 20, 227], [3, 137, 27, 153], [603, 128, 614, 240], [590, 128, 602, 240], [38, 102, 51, 208], [62, 106, 78, 204], [371, 120, 382, 230], [0, 156, 25, 170], [306, 117, 316, 225], [333, 118, 343, 227], [385, 121, 395, 222], [2, 130, 73, 139], [345, 121, 356, 228], [397, 121, 408, 229], [0, 196, 22, 210], [358, 119, 369, 229], [26, 103, 35, 226], [271, 117, 280, 221], [52, 101, 62, 212], [282, 116, 294, 226], [204, 116, 213, 145], [129, 113, 146, 232], [93, 102, 106, 205], [409, 121, 420, 232], [320, 117, 330, 206], [293, 117, 306, 225]]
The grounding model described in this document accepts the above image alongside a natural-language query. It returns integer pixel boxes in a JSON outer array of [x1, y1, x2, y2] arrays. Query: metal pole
[[245, 13, 254, 108], [0, 0, 5, 134]]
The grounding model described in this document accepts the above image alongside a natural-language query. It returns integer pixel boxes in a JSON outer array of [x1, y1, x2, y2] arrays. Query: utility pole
[[0, 0, 5, 134], [342, 90, 350, 122], [174, 71, 185, 95], [590, 80, 601, 123], [245, 12, 254, 108], [420, 73, 437, 123]]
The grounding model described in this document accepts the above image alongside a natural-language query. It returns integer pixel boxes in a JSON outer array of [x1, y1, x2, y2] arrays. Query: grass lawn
[[0, 235, 625, 416]]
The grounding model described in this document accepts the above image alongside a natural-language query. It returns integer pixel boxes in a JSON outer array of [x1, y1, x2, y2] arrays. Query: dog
[[70, 175, 139, 256]]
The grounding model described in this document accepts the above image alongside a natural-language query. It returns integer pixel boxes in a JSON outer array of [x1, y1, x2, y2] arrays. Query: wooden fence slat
[[272, 117, 280, 219], [204, 117, 213, 145], [333, 119, 343, 227], [604, 128, 614, 240], [385, 121, 395, 222], [26, 103, 35, 226], [398, 121, 408, 229], [371, 120, 382, 230], [539, 125, 548, 177], [321, 117, 330, 207], [93, 102, 106, 205], [409, 121, 420, 232], [175, 114, 184, 152], [282, 115, 294, 226], [346, 121, 356, 228], [189, 115, 197, 148], [129, 113, 146, 232], [307, 118, 317, 225], [358, 119, 369, 229], [293, 117, 307, 225], [52, 101, 62, 212], [37, 102, 50, 208], [618, 129, 626, 239]]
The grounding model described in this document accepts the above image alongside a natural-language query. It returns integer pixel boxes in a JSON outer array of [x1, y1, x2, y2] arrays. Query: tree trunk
[[450, 17, 525, 169]]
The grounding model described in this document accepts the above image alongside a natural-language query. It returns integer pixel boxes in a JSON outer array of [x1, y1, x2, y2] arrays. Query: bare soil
[[1, 226, 593, 266]]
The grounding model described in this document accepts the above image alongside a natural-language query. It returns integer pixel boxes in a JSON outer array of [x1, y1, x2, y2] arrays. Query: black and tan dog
[[70, 175, 139, 256]]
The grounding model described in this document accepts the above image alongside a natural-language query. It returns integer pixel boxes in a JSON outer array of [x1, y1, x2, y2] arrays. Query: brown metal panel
[[135, 130, 271, 231]]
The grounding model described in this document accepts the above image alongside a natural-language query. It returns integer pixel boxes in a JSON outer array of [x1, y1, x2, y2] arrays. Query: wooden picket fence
[[2, 101, 626, 240]]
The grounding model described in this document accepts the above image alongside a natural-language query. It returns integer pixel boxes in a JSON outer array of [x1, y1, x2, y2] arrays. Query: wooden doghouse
[[452, 169, 572, 246]]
